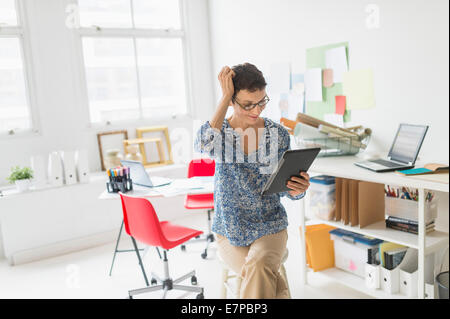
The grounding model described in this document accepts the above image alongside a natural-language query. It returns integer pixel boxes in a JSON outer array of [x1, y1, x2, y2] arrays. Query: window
[[76, 0, 188, 124], [0, 0, 34, 135]]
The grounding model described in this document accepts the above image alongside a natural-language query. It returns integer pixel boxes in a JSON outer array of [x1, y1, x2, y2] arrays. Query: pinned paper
[[305, 68, 323, 102], [325, 46, 348, 83], [322, 69, 334, 88], [279, 93, 289, 118], [269, 63, 291, 93], [343, 69, 375, 109], [335, 95, 346, 115], [291, 73, 305, 94]]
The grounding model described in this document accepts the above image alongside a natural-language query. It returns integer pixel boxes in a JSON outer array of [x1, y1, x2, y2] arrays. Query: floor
[[0, 212, 372, 299]]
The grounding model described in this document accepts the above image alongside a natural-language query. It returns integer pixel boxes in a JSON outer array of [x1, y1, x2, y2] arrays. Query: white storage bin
[[385, 197, 437, 224], [309, 175, 336, 221], [365, 263, 381, 289], [381, 266, 400, 294], [330, 228, 383, 278]]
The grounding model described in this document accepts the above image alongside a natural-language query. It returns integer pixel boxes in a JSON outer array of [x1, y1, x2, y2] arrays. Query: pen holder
[[106, 179, 133, 193]]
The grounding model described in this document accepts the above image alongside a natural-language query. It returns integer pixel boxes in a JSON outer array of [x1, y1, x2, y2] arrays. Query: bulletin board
[[305, 42, 351, 123]]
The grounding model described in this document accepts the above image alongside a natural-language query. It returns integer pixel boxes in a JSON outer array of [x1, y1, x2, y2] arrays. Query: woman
[[194, 63, 310, 299]]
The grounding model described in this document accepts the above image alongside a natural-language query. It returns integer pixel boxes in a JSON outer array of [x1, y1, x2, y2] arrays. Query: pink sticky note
[[335, 95, 346, 115], [349, 260, 357, 272], [322, 69, 334, 88]]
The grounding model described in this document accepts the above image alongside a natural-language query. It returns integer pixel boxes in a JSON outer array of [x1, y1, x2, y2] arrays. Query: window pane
[[78, 0, 132, 28], [136, 38, 187, 117], [82, 37, 140, 123], [133, 0, 181, 29], [0, 0, 18, 26], [0, 38, 31, 132]]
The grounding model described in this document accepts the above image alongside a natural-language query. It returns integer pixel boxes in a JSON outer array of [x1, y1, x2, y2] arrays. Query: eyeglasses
[[234, 95, 270, 111]]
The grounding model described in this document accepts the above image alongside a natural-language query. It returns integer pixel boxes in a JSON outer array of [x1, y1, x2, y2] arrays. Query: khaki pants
[[216, 229, 289, 299]]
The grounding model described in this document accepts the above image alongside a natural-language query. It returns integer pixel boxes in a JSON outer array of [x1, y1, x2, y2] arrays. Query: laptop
[[354, 124, 428, 172], [120, 160, 172, 187]]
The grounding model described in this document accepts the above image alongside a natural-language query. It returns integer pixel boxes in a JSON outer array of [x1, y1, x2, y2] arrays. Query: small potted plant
[[7, 166, 34, 192]]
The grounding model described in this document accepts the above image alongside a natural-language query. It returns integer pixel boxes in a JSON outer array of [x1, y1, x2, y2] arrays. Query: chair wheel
[[196, 293, 204, 299], [129, 295, 133, 299], [191, 276, 197, 285], [151, 278, 157, 285], [207, 234, 215, 242], [201, 251, 207, 259], [181, 245, 186, 251]]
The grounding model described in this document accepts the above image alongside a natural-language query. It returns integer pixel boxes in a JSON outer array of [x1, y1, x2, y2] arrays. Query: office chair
[[181, 159, 215, 259], [119, 193, 205, 299]]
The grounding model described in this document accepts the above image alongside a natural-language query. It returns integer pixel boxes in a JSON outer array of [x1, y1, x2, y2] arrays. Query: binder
[[341, 179, 349, 225], [350, 179, 359, 226], [30, 155, 47, 188], [61, 151, 77, 185], [358, 181, 385, 228], [48, 151, 64, 187], [335, 178, 342, 221], [75, 149, 90, 183]]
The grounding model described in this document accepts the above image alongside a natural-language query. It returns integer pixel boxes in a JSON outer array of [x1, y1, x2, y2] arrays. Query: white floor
[[0, 212, 372, 299]]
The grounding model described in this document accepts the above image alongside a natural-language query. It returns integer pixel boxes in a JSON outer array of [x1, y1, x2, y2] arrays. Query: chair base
[[128, 250, 204, 299]]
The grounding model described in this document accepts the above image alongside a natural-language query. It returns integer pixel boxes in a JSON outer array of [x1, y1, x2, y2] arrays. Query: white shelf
[[308, 268, 412, 299], [305, 217, 449, 254], [309, 156, 449, 193]]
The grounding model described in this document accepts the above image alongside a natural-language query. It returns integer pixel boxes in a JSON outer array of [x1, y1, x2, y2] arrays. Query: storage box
[[309, 175, 336, 221], [329, 228, 383, 278], [385, 197, 437, 224], [365, 263, 381, 289], [381, 266, 400, 294]]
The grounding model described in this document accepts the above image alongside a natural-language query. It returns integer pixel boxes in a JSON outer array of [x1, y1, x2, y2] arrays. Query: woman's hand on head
[[218, 66, 235, 105], [286, 171, 310, 197]]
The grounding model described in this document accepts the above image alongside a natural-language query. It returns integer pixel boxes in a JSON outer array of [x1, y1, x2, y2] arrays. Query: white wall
[[0, 0, 215, 186], [208, 0, 449, 163]]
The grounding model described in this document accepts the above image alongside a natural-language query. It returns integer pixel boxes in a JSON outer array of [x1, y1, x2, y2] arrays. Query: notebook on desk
[[354, 124, 428, 172]]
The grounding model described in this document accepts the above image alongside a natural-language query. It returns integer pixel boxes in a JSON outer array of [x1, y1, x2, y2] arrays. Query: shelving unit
[[299, 155, 449, 299], [307, 268, 410, 299]]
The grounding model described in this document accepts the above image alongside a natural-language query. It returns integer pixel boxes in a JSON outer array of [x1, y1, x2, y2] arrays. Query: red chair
[[120, 193, 205, 299], [182, 159, 215, 259]]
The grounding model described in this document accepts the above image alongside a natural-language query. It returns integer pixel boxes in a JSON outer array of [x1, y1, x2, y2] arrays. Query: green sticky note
[[343, 69, 376, 110]]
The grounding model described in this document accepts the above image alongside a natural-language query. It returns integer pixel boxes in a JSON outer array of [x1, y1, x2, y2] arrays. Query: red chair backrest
[[187, 159, 215, 178], [120, 193, 166, 247]]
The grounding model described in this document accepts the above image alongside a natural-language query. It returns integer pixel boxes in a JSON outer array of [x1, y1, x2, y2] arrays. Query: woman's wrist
[[219, 95, 232, 108]]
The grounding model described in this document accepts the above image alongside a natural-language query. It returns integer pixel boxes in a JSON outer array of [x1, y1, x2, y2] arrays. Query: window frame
[[73, 0, 193, 128], [0, 0, 40, 138]]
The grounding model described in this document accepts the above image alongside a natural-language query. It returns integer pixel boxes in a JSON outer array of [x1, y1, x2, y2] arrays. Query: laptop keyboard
[[371, 159, 403, 168]]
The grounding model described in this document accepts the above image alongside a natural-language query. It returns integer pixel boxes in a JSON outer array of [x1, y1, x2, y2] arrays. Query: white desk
[[300, 155, 449, 299], [98, 177, 214, 200]]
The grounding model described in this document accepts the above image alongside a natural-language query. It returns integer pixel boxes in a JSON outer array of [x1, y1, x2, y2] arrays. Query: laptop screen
[[388, 124, 428, 164]]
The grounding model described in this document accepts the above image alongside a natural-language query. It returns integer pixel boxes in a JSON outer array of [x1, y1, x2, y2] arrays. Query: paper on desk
[[325, 46, 348, 83], [155, 177, 214, 197], [305, 68, 323, 102]]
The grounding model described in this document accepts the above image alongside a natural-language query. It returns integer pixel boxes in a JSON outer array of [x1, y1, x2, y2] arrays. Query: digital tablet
[[261, 148, 321, 196]]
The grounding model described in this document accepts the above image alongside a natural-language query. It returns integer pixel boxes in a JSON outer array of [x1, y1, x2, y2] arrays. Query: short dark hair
[[231, 63, 267, 102]]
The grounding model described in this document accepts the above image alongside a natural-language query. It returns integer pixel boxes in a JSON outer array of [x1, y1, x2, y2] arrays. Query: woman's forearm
[[209, 97, 230, 131]]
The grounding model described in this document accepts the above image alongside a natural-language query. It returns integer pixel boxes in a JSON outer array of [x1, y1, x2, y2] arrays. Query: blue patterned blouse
[[194, 117, 305, 246]]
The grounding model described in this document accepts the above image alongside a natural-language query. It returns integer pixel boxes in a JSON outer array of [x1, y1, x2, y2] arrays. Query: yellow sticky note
[[342, 69, 375, 110]]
